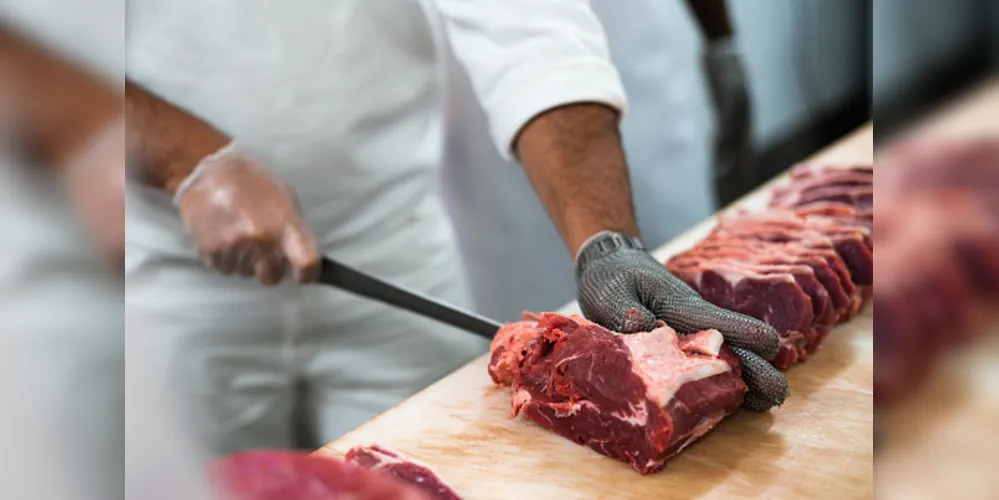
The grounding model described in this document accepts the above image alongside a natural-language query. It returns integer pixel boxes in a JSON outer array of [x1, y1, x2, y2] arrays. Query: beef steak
[[489, 313, 747, 474]]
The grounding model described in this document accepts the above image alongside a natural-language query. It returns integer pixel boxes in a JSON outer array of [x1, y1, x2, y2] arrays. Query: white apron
[[440, 0, 714, 321], [125, 0, 624, 454]]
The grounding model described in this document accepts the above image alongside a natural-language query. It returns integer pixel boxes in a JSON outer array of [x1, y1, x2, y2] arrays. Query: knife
[[316, 256, 503, 340]]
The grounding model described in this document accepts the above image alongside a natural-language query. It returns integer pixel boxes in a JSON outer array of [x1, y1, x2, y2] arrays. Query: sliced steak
[[712, 211, 874, 290], [489, 313, 747, 474], [689, 237, 859, 319], [664, 259, 813, 368], [670, 247, 840, 328]]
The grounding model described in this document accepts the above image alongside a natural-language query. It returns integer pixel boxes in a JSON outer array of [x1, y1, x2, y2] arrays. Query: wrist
[[172, 141, 240, 206], [574, 231, 646, 277]]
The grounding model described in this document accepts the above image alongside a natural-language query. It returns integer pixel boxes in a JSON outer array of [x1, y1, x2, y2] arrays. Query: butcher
[[4, 0, 787, 458]]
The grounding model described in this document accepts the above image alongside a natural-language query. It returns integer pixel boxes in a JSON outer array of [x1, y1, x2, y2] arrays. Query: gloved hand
[[703, 38, 753, 203], [174, 144, 320, 285], [576, 231, 788, 411], [65, 118, 125, 272]]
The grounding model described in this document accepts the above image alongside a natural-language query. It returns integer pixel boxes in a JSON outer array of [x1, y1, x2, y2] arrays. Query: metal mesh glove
[[576, 231, 788, 411], [174, 143, 320, 286]]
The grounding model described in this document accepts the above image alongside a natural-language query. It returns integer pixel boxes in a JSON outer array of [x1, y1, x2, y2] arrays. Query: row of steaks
[[488, 163, 875, 474], [668, 164, 874, 369]]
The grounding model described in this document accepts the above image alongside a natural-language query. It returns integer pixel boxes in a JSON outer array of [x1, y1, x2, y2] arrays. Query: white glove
[[173, 143, 321, 285]]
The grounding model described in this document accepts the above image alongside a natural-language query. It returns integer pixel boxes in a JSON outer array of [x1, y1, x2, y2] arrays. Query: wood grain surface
[[314, 124, 876, 499]]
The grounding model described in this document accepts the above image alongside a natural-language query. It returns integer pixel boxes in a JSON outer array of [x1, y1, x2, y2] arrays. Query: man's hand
[[65, 119, 125, 271], [125, 81, 320, 285], [575, 231, 788, 411], [173, 145, 320, 286]]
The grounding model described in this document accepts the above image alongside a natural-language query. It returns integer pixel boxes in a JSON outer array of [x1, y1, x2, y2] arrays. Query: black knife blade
[[316, 257, 502, 340]]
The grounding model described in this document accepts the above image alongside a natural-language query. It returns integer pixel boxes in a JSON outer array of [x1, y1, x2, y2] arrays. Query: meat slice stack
[[666, 170, 875, 370], [874, 137, 999, 407], [488, 312, 747, 474]]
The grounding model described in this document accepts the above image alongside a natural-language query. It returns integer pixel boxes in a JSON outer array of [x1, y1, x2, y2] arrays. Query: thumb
[[282, 222, 320, 283]]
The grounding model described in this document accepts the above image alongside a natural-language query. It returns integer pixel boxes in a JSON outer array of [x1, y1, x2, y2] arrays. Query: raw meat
[[489, 312, 747, 474], [873, 137, 999, 407], [770, 164, 874, 230], [665, 207, 874, 369], [666, 258, 815, 369], [874, 192, 999, 405], [346, 445, 462, 500], [207, 450, 430, 500], [662, 164, 875, 371], [771, 164, 873, 208]]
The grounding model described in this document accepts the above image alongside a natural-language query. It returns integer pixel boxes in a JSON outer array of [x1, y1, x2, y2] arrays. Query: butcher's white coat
[[122, 0, 627, 454], [440, 0, 715, 321]]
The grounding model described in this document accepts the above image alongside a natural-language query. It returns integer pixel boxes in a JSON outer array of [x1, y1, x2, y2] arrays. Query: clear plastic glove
[[174, 144, 320, 286], [575, 231, 788, 411], [703, 38, 753, 190], [65, 118, 125, 272]]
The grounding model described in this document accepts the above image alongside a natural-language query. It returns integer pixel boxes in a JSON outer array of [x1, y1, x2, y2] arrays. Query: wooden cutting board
[[315, 125, 875, 499]]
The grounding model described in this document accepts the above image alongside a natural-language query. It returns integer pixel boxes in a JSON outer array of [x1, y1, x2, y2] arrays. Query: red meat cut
[[207, 450, 430, 500], [664, 165, 875, 372], [346, 445, 462, 500], [489, 312, 747, 474]]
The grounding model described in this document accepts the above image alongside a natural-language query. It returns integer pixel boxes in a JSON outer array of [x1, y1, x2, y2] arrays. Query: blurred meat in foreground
[[875, 135, 999, 500], [874, 137, 999, 407]]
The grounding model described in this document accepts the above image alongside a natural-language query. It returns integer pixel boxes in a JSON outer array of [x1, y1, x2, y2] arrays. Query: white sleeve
[[432, 0, 627, 160]]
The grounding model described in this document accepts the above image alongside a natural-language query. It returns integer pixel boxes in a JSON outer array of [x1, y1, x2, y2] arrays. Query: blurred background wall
[[728, 0, 869, 196], [734, 0, 866, 153], [873, 0, 997, 139]]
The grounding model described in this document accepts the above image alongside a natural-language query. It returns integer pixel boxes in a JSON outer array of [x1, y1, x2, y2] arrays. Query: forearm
[[684, 0, 735, 41], [514, 103, 640, 256], [0, 24, 120, 170], [125, 80, 230, 194]]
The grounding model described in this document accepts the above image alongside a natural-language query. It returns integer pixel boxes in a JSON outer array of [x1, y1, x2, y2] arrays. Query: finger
[[731, 346, 788, 411], [205, 249, 237, 275], [282, 224, 320, 283], [578, 289, 656, 333], [232, 241, 260, 277], [660, 298, 780, 360], [254, 254, 288, 287]]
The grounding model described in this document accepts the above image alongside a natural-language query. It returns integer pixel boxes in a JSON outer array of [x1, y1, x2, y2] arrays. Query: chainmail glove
[[576, 231, 788, 411]]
